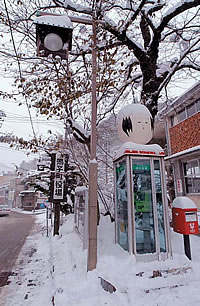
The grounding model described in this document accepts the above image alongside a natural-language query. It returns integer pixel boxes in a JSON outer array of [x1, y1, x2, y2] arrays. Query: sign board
[[185, 212, 197, 222], [177, 179, 183, 193], [53, 152, 65, 201]]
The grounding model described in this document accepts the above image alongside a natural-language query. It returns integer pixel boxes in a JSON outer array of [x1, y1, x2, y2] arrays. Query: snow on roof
[[158, 81, 200, 118], [172, 196, 197, 209], [19, 190, 36, 195], [117, 103, 152, 119], [114, 142, 164, 160], [75, 186, 88, 193], [34, 15, 73, 29], [165, 145, 200, 161]]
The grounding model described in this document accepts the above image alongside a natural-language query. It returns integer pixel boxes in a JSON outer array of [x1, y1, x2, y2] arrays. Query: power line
[[3, 0, 37, 140], [1, 110, 65, 128]]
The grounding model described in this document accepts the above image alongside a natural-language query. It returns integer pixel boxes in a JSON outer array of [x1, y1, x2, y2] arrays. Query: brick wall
[[169, 112, 200, 154]]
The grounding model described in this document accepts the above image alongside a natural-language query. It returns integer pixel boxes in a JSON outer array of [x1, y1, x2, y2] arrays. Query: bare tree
[[0, 0, 200, 215], [1, 0, 199, 125], [51, 0, 200, 119]]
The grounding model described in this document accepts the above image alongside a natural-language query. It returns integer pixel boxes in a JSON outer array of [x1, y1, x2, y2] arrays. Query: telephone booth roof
[[113, 142, 165, 161]]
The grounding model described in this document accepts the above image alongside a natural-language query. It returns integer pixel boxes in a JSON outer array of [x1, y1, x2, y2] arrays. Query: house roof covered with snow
[[158, 81, 200, 119]]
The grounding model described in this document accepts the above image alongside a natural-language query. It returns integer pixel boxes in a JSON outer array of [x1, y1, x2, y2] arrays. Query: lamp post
[[87, 18, 98, 271], [34, 12, 98, 270]]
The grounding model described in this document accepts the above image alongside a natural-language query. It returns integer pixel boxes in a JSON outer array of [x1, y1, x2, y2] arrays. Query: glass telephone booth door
[[114, 149, 171, 262]]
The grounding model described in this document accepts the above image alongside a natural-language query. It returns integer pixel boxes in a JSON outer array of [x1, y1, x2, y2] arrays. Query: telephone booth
[[113, 143, 172, 262]]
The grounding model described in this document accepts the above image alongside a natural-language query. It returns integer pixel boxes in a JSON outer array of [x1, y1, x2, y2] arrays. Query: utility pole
[[87, 17, 98, 271]]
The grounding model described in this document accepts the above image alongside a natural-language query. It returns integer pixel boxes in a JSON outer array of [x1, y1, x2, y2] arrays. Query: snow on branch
[[103, 17, 146, 61], [120, 0, 147, 34], [157, 0, 200, 32], [53, 0, 91, 15], [67, 117, 90, 145], [157, 37, 200, 94]]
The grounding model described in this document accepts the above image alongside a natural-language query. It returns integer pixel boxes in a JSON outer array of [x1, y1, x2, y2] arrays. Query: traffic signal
[[34, 14, 73, 60]]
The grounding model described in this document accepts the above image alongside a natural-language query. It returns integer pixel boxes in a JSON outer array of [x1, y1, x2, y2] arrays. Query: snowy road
[[0, 211, 34, 287]]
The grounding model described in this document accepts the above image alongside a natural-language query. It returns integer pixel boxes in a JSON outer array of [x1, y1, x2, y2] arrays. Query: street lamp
[[34, 13, 98, 271], [34, 14, 73, 60]]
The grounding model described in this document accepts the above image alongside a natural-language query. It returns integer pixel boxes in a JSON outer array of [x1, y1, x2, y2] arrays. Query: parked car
[[0, 205, 10, 216]]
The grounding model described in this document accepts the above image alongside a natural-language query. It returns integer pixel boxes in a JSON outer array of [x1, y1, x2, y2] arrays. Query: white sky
[[0, 76, 65, 170]]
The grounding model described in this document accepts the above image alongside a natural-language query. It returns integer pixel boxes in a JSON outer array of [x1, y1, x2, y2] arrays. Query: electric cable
[[3, 0, 37, 140]]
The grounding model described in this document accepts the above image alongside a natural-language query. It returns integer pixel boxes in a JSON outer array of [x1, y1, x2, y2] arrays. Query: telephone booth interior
[[114, 143, 172, 262]]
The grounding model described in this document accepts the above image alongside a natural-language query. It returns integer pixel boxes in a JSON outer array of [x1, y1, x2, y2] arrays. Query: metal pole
[[53, 202, 60, 236], [183, 234, 192, 260], [46, 205, 49, 237], [87, 18, 98, 271]]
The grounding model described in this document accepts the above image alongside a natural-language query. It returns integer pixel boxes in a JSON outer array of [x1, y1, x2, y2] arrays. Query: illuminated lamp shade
[[44, 33, 63, 51], [117, 104, 153, 144]]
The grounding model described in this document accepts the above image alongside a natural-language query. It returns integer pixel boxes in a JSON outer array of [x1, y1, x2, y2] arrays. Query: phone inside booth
[[132, 159, 156, 254]]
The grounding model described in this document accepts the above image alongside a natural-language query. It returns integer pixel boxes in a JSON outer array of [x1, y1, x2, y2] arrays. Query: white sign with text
[[53, 152, 65, 200]]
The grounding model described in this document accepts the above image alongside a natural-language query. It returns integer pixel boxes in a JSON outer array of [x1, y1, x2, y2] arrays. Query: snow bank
[[2, 213, 200, 306]]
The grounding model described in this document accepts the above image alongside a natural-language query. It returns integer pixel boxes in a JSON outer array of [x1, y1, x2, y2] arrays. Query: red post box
[[172, 197, 199, 235]]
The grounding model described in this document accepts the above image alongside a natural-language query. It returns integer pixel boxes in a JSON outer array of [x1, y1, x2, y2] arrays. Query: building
[[0, 173, 17, 207], [8, 177, 24, 208], [160, 82, 200, 209], [19, 190, 47, 211]]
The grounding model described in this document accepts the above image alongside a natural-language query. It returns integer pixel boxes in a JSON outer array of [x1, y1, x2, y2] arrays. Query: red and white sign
[[177, 179, 183, 193]]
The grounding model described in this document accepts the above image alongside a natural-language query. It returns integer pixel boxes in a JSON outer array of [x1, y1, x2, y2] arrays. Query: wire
[[3, 0, 37, 140], [1, 110, 65, 127]]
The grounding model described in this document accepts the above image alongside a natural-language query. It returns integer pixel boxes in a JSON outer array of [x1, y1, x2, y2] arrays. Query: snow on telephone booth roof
[[34, 15, 73, 29], [113, 142, 165, 161], [172, 196, 197, 209]]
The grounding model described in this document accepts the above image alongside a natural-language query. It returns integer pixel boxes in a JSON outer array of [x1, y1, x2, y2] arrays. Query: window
[[116, 161, 129, 251], [24, 202, 33, 207], [154, 160, 166, 252], [184, 159, 200, 194], [174, 100, 199, 126], [178, 109, 186, 121], [191, 160, 200, 175], [196, 100, 200, 112], [132, 159, 156, 254], [187, 103, 196, 117], [170, 116, 174, 127]]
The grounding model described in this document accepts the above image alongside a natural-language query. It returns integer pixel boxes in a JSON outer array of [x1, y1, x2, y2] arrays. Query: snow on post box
[[172, 197, 199, 235]]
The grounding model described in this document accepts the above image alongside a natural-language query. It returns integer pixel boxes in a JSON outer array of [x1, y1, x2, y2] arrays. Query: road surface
[[0, 211, 34, 287]]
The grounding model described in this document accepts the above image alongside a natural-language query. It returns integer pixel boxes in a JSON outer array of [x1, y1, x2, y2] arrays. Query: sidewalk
[[1, 213, 200, 306]]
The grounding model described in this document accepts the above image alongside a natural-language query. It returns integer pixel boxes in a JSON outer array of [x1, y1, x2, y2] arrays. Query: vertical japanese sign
[[177, 179, 183, 193], [53, 152, 65, 201]]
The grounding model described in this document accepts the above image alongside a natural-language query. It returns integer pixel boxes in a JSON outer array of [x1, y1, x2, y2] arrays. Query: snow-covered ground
[[1, 212, 200, 306]]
